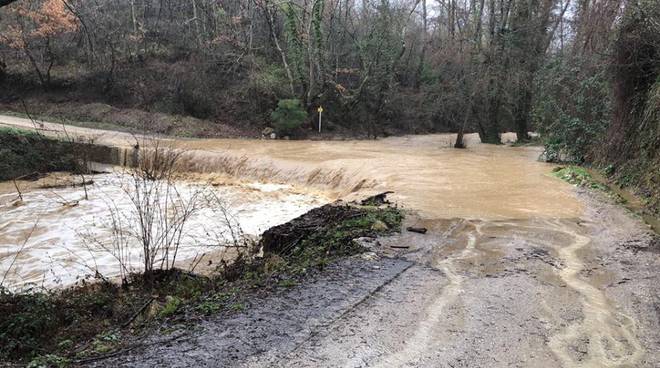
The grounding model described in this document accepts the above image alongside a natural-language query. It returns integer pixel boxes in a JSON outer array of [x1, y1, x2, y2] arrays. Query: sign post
[[317, 106, 323, 133]]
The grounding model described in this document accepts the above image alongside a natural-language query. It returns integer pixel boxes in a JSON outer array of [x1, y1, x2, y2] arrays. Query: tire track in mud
[[376, 221, 483, 367], [492, 219, 645, 368], [280, 261, 416, 361], [544, 220, 645, 368], [376, 218, 645, 368]]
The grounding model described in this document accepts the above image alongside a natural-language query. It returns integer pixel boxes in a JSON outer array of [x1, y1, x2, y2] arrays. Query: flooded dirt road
[[1, 115, 658, 367]]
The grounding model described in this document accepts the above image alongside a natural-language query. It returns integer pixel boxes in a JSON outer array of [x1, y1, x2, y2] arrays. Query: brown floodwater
[[0, 114, 582, 220], [170, 133, 583, 220]]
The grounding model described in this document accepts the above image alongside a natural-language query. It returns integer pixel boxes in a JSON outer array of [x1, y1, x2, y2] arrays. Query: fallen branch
[[406, 227, 428, 234], [122, 297, 155, 328]]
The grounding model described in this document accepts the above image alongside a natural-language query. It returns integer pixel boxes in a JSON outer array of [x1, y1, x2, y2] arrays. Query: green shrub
[[158, 296, 182, 318], [533, 59, 611, 163], [0, 291, 60, 361], [270, 99, 307, 135], [552, 166, 609, 191]]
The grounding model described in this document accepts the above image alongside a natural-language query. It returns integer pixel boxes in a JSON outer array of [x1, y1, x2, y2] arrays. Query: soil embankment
[[1, 116, 658, 367]]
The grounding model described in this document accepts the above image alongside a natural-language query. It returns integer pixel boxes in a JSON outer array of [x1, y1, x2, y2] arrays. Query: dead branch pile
[[260, 203, 366, 255]]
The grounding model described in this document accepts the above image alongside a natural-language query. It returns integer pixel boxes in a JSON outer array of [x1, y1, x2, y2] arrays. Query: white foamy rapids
[[0, 173, 325, 291]]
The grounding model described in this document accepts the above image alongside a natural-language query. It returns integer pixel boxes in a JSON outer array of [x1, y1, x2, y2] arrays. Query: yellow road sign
[[318, 106, 324, 113]]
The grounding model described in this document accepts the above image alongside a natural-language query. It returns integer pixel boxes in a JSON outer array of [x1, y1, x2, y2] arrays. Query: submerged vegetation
[[0, 201, 403, 365]]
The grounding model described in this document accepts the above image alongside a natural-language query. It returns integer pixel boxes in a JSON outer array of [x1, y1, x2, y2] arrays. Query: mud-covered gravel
[[86, 257, 414, 367], [85, 189, 660, 368]]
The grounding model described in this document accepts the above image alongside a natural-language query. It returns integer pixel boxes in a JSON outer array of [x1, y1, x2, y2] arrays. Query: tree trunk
[[263, 1, 296, 96], [414, 0, 427, 89], [514, 80, 532, 142], [482, 92, 501, 144]]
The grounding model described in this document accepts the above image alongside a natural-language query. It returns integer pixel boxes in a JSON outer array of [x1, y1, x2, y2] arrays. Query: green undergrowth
[[279, 206, 403, 273], [553, 165, 614, 199], [0, 203, 403, 366], [553, 165, 630, 206], [552, 166, 609, 191], [606, 161, 660, 216]]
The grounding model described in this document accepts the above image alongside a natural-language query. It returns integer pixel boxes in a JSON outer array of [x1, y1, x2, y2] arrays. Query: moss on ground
[[554, 165, 660, 215]]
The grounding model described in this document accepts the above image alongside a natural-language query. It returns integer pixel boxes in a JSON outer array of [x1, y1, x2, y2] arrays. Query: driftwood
[[260, 203, 365, 254], [406, 227, 428, 234], [360, 191, 394, 206]]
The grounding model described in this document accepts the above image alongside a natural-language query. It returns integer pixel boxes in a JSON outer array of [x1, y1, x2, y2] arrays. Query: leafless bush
[[121, 164, 202, 278], [81, 142, 249, 285], [135, 139, 183, 181]]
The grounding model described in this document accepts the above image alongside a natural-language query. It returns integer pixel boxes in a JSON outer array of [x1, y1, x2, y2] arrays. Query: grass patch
[[552, 166, 610, 191], [552, 165, 632, 207], [260, 204, 404, 273]]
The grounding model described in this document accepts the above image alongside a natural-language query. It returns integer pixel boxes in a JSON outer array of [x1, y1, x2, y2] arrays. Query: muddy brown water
[[1, 114, 582, 219], [1, 115, 657, 367]]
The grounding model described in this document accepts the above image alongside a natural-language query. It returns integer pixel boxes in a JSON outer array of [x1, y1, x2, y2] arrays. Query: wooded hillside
[[0, 1, 622, 136], [0, 1, 658, 200]]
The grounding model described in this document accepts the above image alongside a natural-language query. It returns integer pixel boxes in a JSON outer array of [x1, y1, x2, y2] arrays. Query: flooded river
[[172, 133, 582, 220], [0, 114, 582, 220], [1, 115, 657, 368], [0, 172, 324, 290]]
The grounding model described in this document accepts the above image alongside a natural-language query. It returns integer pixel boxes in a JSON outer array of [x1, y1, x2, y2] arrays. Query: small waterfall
[[174, 149, 379, 196]]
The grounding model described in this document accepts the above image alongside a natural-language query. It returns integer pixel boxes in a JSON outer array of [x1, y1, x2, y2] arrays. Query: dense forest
[[0, 0, 658, 207]]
